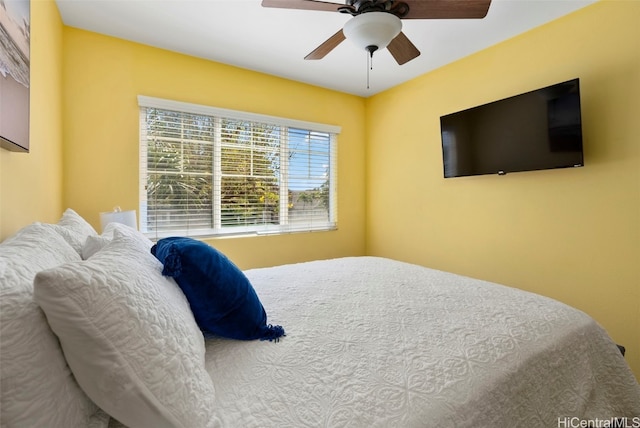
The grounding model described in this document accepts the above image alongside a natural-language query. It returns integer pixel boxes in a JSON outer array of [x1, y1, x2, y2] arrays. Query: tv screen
[[440, 78, 583, 178]]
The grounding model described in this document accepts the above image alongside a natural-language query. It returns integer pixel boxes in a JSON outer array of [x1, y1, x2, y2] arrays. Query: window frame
[[138, 96, 340, 239]]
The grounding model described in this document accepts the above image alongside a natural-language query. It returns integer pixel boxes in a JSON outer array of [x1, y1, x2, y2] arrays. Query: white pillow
[[81, 234, 112, 260], [52, 208, 98, 255], [0, 223, 108, 428], [34, 232, 220, 428], [81, 222, 151, 260]]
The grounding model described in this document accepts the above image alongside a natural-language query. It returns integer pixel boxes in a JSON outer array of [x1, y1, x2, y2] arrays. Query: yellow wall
[[61, 28, 367, 268], [366, 1, 639, 378], [0, 0, 64, 239]]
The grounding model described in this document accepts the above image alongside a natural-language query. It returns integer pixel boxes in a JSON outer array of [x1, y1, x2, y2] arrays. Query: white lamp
[[100, 207, 137, 232], [343, 12, 402, 56]]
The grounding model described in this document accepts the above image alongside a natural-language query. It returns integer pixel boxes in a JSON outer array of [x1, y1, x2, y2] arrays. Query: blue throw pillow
[[151, 237, 284, 341]]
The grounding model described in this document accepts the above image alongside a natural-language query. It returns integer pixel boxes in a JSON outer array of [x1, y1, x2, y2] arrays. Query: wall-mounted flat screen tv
[[440, 78, 583, 178]]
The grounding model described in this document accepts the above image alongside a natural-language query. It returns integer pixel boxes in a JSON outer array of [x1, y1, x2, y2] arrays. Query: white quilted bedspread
[[203, 257, 640, 428]]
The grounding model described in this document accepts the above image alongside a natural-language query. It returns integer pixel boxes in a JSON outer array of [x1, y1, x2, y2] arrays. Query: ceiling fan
[[261, 0, 492, 65]]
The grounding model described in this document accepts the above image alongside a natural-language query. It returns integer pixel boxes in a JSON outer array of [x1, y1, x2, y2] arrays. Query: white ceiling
[[54, 0, 596, 97]]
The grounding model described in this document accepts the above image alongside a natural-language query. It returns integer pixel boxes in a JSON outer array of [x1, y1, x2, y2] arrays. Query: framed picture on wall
[[0, 0, 30, 152]]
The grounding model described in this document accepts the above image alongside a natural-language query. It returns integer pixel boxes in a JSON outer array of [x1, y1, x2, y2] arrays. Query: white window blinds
[[139, 96, 339, 238]]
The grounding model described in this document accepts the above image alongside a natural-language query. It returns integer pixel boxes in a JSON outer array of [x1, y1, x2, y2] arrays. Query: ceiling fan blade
[[403, 0, 492, 19], [387, 32, 421, 65], [304, 29, 346, 60], [261, 0, 344, 12]]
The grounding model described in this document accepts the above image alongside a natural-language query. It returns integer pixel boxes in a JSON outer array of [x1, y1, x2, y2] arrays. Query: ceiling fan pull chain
[[365, 45, 377, 90], [366, 51, 370, 89]]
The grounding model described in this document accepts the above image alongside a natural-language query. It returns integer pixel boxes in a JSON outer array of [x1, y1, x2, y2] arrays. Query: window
[[139, 96, 339, 238]]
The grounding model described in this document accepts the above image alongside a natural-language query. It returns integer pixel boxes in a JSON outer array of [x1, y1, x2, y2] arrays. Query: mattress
[[201, 257, 640, 427]]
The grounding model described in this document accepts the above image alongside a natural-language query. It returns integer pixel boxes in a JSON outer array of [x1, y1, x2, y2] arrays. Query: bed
[[203, 256, 640, 427], [1, 210, 639, 428]]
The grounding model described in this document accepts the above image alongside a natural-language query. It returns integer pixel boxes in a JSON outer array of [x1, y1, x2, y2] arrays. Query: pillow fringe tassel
[[260, 324, 286, 342], [158, 245, 182, 277]]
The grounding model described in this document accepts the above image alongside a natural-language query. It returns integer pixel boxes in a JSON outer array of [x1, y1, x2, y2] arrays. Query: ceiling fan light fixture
[[343, 12, 402, 52]]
